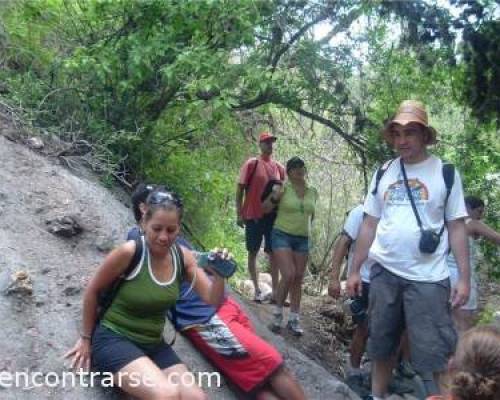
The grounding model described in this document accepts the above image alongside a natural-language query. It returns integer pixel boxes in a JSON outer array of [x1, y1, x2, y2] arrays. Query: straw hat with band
[[383, 100, 437, 145]]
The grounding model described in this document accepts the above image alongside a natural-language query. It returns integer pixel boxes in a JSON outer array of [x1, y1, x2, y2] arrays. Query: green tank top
[[273, 183, 318, 237], [101, 243, 184, 345]]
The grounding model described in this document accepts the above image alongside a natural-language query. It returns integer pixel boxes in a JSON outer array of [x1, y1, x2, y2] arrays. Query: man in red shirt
[[236, 132, 285, 302]]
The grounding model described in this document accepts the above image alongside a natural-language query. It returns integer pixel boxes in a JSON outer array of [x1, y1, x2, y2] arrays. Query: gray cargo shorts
[[367, 263, 457, 374]]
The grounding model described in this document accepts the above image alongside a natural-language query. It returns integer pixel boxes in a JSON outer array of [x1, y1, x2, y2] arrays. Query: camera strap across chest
[[400, 159, 445, 237]]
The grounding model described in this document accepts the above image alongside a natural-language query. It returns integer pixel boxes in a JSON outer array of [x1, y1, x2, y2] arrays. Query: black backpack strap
[[442, 162, 455, 205], [371, 158, 395, 195], [173, 242, 185, 280], [124, 236, 144, 277], [96, 236, 144, 322], [244, 158, 259, 192]]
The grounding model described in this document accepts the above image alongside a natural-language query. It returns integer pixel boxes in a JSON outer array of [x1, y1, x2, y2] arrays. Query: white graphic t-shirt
[[343, 204, 373, 283], [364, 155, 467, 282]]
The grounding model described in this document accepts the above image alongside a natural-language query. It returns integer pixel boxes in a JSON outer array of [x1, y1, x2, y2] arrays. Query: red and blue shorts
[[183, 297, 283, 392]]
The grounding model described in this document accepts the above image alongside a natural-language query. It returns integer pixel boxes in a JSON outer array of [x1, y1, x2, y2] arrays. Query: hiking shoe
[[286, 319, 304, 336], [269, 298, 291, 306], [396, 360, 417, 379], [388, 376, 414, 395], [269, 313, 282, 333], [254, 290, 264, 303], [345, 373, 370, 398]]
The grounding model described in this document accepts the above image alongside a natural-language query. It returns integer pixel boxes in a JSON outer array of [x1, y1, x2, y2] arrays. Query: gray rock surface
[[0, 128, 358, 399]]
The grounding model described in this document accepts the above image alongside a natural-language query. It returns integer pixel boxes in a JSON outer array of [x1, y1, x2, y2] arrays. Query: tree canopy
[[1, 0, 498, 278]]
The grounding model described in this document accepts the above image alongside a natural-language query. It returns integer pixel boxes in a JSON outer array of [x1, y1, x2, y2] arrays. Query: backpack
[[371, 158, 455, 206], [244, 158, 285, 193], [96, 237, 185, 321], [260, 178, 282, 225], [244, 158, 259, 193]]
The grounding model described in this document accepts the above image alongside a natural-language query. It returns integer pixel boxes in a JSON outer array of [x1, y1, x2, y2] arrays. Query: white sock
[[347, 366, 363, 376], [347, 358, 362, 374], [370, 396, 384, 400]]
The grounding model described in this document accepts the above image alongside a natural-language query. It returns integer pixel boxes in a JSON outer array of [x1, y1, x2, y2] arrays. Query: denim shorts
[[91, 324, 181, 374], [271, 228, 309, 253]]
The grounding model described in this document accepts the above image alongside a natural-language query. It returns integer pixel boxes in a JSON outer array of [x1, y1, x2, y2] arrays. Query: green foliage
[[1, 0, 499, 279], [477, 305, 495, 325], [462, 20, 500, 123]]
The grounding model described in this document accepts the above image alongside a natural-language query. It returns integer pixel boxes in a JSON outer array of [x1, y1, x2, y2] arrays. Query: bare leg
[[113, 357, 181, 400], [267, 367, 306, 400], [162, 364, 206, 400], [398, 330, 411, 362], [273, 249, 296, 307], [350, 321, 369, 369], [248, 250, 260, 295], [256, 388, 281, 400], [452, 309, 476, 335], [289, 252, 308, 313], [269, 252, 279, 302], [371, 359, 394, 398]]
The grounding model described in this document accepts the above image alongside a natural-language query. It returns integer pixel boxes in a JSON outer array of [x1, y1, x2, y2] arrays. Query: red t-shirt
[[238, 156, 285, 220]]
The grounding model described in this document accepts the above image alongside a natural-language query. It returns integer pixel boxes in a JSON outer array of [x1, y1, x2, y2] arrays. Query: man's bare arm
[[448, 218, 471, 308]]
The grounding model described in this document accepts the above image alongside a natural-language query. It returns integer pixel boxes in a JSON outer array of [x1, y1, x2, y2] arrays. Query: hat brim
[[260, 137, 277, 143], [382, 120, 437, 145]]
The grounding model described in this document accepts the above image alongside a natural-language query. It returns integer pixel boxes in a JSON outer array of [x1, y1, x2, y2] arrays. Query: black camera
[[419, 230, 441, 254]]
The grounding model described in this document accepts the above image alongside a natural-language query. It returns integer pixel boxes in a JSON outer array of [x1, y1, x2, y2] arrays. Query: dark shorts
[[91, 324, 182, 374], [245, 215, 274, 253], [351, 281, 370, 325], [271, 228, 309, 253], [367, 263, 457, 374]]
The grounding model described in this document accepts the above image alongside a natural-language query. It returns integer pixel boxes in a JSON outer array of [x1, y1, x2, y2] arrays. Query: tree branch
[[270, 12, 329, 72]]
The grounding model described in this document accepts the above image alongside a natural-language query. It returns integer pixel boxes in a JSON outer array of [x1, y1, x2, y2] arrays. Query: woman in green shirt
[[263, 157, 318, 336], [65, 189, 226, 400]]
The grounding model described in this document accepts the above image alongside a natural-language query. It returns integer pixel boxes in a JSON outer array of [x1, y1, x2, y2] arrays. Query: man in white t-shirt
[[329, 204, 372, 377], [347, 100, 471, 400]]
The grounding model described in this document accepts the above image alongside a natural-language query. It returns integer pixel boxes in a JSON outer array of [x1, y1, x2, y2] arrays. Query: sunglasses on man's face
[[147, 191, 182, 208]]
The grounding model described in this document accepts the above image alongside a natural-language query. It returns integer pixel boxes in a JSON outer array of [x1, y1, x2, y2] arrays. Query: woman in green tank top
[[262, 157, 318, 336], [65, 189, 226, 399]]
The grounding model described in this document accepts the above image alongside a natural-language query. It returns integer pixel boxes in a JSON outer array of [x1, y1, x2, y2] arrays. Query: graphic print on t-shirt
[[384, 177, 429, 205]]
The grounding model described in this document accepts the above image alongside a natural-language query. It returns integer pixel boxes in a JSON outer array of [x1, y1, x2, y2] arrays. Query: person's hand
[[347, 272, 362, 298], [236, 215, 245, 228], [64, 337, 91, 372], [206, 248, 237, 278], [271, 183, 284, 200], [328, 280, 342, 299], [451, 278, 470, 308]]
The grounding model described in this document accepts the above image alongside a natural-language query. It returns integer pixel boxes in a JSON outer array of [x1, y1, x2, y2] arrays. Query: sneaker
[[286, 318, 304, 336], [269, 313, 282, 333], [388, 376, 414, 395], [396, 360, 417, 379], [254, 290, 264, 303], [345, 373, 370, 398]]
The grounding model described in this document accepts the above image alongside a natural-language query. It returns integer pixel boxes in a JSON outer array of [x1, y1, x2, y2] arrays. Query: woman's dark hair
[[131, 183, 167, 222], [451, 325, 500, 400], [144, 189, 184, 221], [465, 195, 484, 211], [286, 156, 306, 173]]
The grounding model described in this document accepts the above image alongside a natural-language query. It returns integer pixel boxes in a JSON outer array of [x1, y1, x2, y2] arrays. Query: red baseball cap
[[259, 132, 277, 142]]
